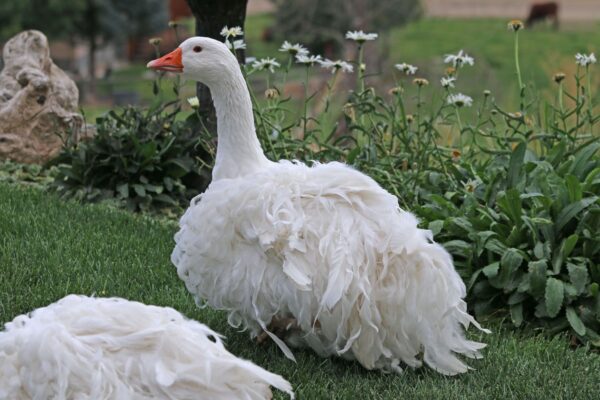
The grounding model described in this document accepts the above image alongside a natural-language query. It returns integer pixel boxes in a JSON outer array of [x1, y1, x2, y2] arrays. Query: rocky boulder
[[0, 30, 85, 164]]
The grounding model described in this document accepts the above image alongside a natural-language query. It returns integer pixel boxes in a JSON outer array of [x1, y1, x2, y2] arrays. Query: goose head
[[147, 37, 239, 88]]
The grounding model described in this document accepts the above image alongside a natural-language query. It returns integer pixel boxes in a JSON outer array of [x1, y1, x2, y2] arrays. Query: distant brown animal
[[526, 2, 559, 29]]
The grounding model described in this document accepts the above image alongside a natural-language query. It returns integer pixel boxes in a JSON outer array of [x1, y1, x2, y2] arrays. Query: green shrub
[[50, 102, 211, 212], [418, 141, 600, 344]]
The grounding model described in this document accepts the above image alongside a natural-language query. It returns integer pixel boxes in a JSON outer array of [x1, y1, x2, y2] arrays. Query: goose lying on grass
[[0, 295, 293, 399], [148, 37, 489, 375]]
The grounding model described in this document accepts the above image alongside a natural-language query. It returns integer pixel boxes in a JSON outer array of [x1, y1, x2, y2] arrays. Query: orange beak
[[147, 47, 183, 73]]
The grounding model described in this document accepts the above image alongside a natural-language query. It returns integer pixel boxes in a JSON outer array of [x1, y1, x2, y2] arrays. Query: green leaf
[[116, 183, 129, 198], [450, 217, 473, 233], [497, 188, 522, 227], [583, 167, 600, 191], [589, 283, 599, 297], [564, 175, 582, 203], [501, 248, 524, 274], [485, 238, 509, 255], [569, 142, 600, 179], [508, 291, 527, 305], [346, 147, 361, 164], [132, 184, 146, 197], [567, 263, 589, 294], [566, 307, 586, 336], [507, 141, 526, 188], [510, 303, 524, 327], [140, 142, 157, 160], [427, 220, 444, 236], [562, 234, 579, 259], [554, 196, 598, 232], [545, 277, 564, 318], [443, 240, 471, 255], [482, 262, 499, 278]]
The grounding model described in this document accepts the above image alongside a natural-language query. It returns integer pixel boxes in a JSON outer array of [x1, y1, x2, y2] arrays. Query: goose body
[[0, 295, 293, 399], [149, 37, 489, 375]]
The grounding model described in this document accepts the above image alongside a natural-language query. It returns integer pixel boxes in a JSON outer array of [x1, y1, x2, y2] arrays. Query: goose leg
[[256, 317, 298, 345]]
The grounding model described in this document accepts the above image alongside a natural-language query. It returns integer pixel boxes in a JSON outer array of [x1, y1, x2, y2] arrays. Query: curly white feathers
[[0, 295, 294, 399], [173, 161, 489, 375]]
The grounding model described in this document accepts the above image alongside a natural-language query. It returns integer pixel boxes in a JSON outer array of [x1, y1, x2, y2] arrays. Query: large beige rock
[[0, 30, 84, 164]]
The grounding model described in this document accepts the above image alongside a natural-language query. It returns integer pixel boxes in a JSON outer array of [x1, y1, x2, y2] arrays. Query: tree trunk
[[185, 0, 249, 135]]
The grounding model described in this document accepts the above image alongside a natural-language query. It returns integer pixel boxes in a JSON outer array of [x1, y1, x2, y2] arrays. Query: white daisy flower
[[279, 41, 309, 57], [575, 53, 597, 67], [252, 57, 281, 73], [295, 54, 322, 66], [245, 56, 257, 64], [187, 96, 199, 109], [444, 50, 475, 68], [447, 93, 473, 107], [320, 59, 354, 74], [220, 26, 243, 38], [441, 76, 456, 88], [226, 39, 246, 51], [394, 63, 418, 75], [345, 30, 378, 43], [462, 178, 480, 193]]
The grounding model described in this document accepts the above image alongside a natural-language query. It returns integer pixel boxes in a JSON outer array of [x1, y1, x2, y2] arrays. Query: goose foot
[[256, 317, 298, 345]]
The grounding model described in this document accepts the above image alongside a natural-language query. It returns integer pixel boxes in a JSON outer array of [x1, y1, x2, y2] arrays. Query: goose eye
[[193, 46, 202, 53]]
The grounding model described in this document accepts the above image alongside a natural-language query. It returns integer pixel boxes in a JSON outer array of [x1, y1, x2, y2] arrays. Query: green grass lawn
[[1, 182, 599, 399]]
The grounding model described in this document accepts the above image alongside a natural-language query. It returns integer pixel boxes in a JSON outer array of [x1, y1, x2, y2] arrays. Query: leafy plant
[[418, 141, 600, 344], [51, 102, 211, 212]]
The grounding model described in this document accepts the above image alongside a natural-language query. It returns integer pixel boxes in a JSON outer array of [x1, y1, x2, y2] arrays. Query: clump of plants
[[51, 101, 211, 212]]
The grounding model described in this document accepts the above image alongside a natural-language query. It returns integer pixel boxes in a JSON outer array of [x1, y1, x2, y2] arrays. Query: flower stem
[[357, 44, 365, 92], [514, 31, 524, 107], [586, 65, 594, 132], [455, 107, 464, 150], [303, 66, 309, 138]]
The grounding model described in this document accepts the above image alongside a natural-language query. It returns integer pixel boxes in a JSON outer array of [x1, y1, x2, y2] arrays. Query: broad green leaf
[[566, 307, 586, 336], [443, 240, 471, 255], [567, 263, 588, 295], [450, 217, 473, 233], [589, 283, 599, 297], [501, 248, 524, 273], [554, 196, 598, 232], [482, 262, 499, 278], [569, 142, 600, 179], [510, 303, 524, 327], [346, 147, 361, 164], [507, 141, 526, 188], [564, 175, 582, 203], [116, 183, 129, 198], [583, 167, 600, 191], [132, 184, 146, 197], [497, 188, 522, 227], [545, 277, 564, 318], [428, 220, 444, 236], [562, 234, 579, 259], [508, 291, 527, 305], [546, 141, 567, 167], [533, 242, 545, 259], [485, 238, 509, 255]]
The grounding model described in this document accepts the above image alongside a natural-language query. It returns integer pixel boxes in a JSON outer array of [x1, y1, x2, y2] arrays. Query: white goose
[[0, 295, 293, 399], [148, 37, 489, 375]]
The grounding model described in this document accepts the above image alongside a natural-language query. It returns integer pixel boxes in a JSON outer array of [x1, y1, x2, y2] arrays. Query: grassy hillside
[[1, 182, 599, 399]]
